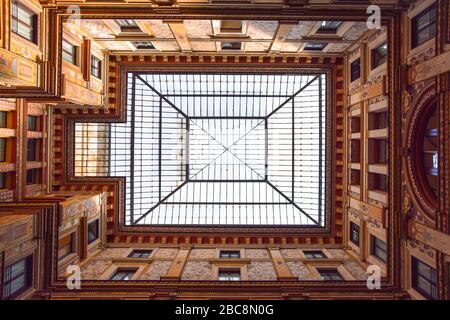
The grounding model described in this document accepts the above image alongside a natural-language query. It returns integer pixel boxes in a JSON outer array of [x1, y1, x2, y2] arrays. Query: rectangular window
[[26, 169, 39, 185], [318, 21, 342, 33], [218, 269, 241, 281], [411, 4, 436, 49], [132, 41, 155, 50], [412, 257, 437, 299], [0, 172, 6, 189], [87, 219, 99, 244], [304, 42, 327, 51], [318, 269, 343, 281], [110, 268, 137, 280], [28, 115, 38, 131], [371, 43, 387, 69], [350, 222, 360, 246], [62, 40, 78, 65], [0, 138, 6, 162], [220, 21, 243, 33], [27, 139, 37, 161], [3, 255, 33, 299], [91, 55, 102, 79], [116, 19, 139, 30], [370, 235, 386, 262], [0, 111, 7, 128], [128, 250, 152, 258], [219, 250, 241, 259], [303, 251, 326, 259], [11, 1, 38, 44], [58, 233, 75, 260], [221, 42, 241, 50], [350, 58, 361, 82]]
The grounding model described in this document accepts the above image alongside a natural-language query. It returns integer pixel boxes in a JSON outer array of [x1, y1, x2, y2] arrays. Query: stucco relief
[[81, 260, 111, 279], [95, 248, 130, 259], [247, 262, 277, 280], [286, 261, 313, 280], [280, 249, 301, 259], [181, 261, 213, 280], [188, 249, 216, 259], [343, 261, 367, 280], [141, 261, 172, 280], [245, 249, 269, 259], [154, 248, 179, 259]]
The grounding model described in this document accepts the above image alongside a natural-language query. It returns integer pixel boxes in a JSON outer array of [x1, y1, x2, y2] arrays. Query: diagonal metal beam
[[136, 74, 189, 119], [266, 181, 319, 225], [133, 180, 189, 224], [266, 75, 319, 119]]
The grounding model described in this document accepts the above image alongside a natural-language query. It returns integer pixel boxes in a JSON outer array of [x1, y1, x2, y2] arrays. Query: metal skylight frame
[[75, 71, 327, 227]]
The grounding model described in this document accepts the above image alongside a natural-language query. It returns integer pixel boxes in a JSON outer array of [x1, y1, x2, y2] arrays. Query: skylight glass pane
[[74, 72, 327, 227]]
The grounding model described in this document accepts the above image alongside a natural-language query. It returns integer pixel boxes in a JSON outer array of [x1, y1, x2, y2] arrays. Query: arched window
[[413, 100, 438, 207]]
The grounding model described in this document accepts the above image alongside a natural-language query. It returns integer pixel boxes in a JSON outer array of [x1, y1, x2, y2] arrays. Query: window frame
[[317, 268, 343, 281], [62, 40, 78, 66], [0, 138, 6, 162], [3, 255, 33, 299], [303, 250, 327, 259], [350, 58, 361, 82], [411, 256, 437, 299], [349, 221, 360, 246], [128, 249, 153, 258], [411, 3, 436, 49], [304, 43, 327, 51], [90, 55, 102, 79], [26, 139, 38, 162], [0, 111, 7, 128], [11, 1, 38, 44], [219, 250, 241, 259], [110, 268, 138, 281], [87, 219, 99, 245], [218, 269, 241, 281], [370, 235, 386, 263], [371, 43, 387, 70]]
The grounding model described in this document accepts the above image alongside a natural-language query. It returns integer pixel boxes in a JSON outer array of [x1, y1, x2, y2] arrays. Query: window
[[370, 235, 386, 262], [28, 115, 37, 131], [221, 42, 241, 50], [91, 55, 102, 79], [132, 41, 155, 50], [110, 268, 137, 280], [220, 21, 243, 33], [318, 21, 342, 33], [349, 222, 360, 246], [318, 269, 343, 281], [128, 250, 152, 258], [0, 172, 6, 189], [75, 73, 327, 227], [0, 138, 6, 162], [62, 40, 78, 65], [303, 250, 326, 259], [11, 1, 38, 44], [0, 111, 7, 128], [350, 58, 361, 82], [3, 256, 33, 299], [304, 42, 327, 51], [411, 4, 436, 49], [58, 233, 75, 260], [116, 19, 139, 30], [27, 139, 37, 161], [220, 250, 241, 259], [412, 257, 437, 299], [218, 269, 241, 281], [26, 169, 39, 185], [87, 219, 99, 244], [371, 43, 387, 69]]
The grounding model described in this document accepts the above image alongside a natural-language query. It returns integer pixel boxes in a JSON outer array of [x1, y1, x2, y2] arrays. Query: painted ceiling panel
[[245, 42, 271, 52], [153, 40, 180, 51], [342, 22, 368, 41], [190, 41, 217, 51], [247, 21, 278, 40], [147, 20, 175, 39], [286, 22, 316, 40]]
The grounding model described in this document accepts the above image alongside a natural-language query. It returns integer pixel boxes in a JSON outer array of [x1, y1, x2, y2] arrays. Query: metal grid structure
[[74, 72, 327, 226]]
